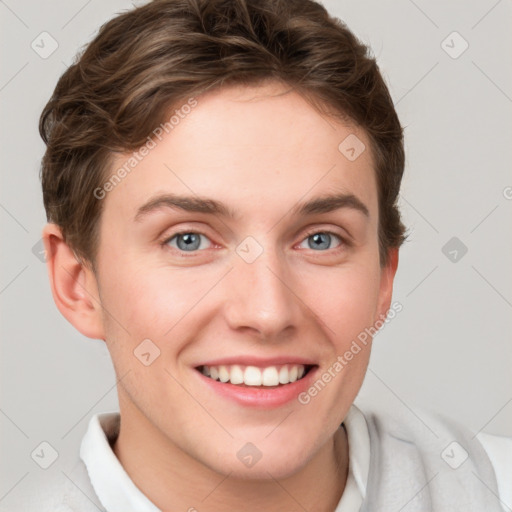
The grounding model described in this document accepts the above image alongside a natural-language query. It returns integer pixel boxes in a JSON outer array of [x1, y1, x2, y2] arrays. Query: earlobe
[[42, 223, 105, 340]]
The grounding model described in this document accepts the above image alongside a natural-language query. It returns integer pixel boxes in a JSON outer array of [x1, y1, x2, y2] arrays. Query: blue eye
[[163, 230, 344, 254], [299, 232, 343, 251], [166, 232, 211, 252]]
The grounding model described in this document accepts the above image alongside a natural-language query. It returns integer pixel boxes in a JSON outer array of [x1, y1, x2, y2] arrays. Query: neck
[[113, 401, 349, 512]]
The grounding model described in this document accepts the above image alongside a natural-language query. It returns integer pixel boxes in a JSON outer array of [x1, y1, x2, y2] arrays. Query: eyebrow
[[134, 192, 369, 222]]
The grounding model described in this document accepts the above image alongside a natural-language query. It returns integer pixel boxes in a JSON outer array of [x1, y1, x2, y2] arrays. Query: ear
[[42, 223, 105, 340], [375, 247, 399, 322]]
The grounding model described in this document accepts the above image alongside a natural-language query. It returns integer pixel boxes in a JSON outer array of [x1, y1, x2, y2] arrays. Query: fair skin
[[43, 80, 398, 512]]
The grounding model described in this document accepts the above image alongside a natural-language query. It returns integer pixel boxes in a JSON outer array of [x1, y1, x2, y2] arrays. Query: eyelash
[[161, 228, 349, 255], [300, 227, 347, 248]]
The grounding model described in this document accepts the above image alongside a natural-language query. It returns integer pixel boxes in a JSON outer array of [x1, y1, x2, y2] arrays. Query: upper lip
[[194, 356, 317, 368]]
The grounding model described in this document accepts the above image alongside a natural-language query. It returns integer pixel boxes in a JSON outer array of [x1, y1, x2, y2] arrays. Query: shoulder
[[359, 403, 512, 449], [1, 458, 105, 512], [355, 404, 512, 511], [358, 403, 512, 465], [476, 431, 512, 509], [476, 430, 512, 462]]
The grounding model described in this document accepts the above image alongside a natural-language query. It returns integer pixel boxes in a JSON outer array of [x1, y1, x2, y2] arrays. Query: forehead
[[103, 81, 378, 226]]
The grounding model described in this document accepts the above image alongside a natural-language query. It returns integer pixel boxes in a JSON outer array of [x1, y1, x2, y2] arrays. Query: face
[[91, 80, 396, 479]]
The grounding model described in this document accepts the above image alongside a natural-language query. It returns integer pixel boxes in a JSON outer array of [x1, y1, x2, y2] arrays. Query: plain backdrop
[[1, 0, 511, 503]]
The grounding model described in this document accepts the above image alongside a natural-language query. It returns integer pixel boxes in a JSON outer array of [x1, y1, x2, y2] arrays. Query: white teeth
[[230, 365, 244, 385], [218, 365, 230, 383], [262, 367, 279, 386], [244, 366, 262, 386], [200, 364, 308, 387]]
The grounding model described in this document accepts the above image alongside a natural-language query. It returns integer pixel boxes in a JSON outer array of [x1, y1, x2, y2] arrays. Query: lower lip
[[194, 367, 318, 409]]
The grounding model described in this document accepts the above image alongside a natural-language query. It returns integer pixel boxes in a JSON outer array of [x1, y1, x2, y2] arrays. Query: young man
[[17, 0, 511, 510]]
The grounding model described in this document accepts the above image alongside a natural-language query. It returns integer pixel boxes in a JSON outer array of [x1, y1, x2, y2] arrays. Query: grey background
[[1, 0, 511, 504]]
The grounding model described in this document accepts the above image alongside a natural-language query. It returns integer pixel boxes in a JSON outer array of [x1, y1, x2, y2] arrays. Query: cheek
[[98, 256, 221, 350], [301, 261, 381, 345]]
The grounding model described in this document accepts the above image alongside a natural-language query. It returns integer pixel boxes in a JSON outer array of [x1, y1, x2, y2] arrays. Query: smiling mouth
[[196, 364, 315, 387]]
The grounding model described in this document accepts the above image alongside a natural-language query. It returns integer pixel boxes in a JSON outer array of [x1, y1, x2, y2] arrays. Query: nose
[[222, 240, 303, 341]]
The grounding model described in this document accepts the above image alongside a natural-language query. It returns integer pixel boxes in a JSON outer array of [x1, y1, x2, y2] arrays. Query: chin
[[202, 440, 314, 481], [227, 457, 307, 481]]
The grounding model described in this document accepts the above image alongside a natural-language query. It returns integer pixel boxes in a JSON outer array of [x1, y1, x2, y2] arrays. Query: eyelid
[[162, 230, 216, 251], [299, 225, 350, 244], [160, 224, 351, 253], [159, 221, 217, 243]]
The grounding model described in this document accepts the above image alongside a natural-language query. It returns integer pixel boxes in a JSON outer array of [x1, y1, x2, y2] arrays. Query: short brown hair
[[40, 0, 406, 268]]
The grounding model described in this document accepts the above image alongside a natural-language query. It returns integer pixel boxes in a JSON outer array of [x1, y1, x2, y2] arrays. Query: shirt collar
[[80, 404, 369, 512], [80, 412, 161, 512], [344, 402, 370, 498]]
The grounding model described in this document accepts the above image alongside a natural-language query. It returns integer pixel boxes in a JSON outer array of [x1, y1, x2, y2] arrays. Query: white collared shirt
[[80, 405, 512, 512]]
